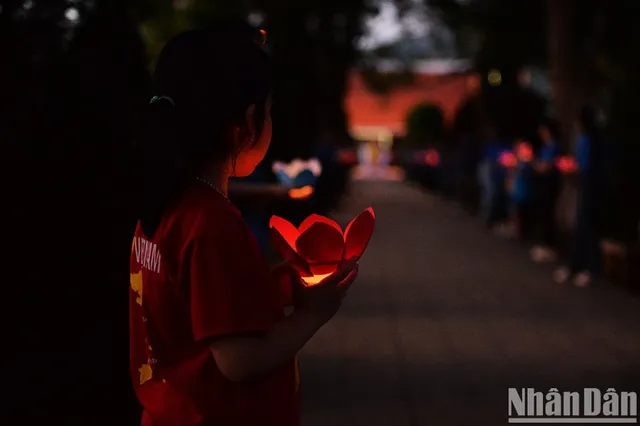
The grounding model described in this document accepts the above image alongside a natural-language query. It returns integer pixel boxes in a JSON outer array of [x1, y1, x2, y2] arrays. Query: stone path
[[301, 180, 640, 426]]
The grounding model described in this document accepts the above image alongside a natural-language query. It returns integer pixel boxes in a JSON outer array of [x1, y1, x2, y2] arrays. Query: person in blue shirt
[[508, 141, 535, 239], [554, 106, 604, 287], [478, 127, 511, 229], [530, 119, 561, 262]]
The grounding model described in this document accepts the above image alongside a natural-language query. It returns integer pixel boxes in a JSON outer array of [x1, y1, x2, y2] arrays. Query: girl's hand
[[293, 259, 359, 322], [271, 261, 295, 307]]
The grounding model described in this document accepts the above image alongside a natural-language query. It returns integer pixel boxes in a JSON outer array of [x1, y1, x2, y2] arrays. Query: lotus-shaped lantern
[[555, 156, 577, 174], [424, 148, 441, 167], [272, 158, 322, 188], [515, 141, 534, 162], [270, 208, 376, 285], [498, 151, 518, 168]]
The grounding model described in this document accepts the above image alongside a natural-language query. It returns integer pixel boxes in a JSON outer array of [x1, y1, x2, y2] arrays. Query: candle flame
[[301, 273, 333, 285], [288, 185, 314, 200]]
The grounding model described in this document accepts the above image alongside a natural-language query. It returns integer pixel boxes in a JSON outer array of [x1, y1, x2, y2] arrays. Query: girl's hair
[[137, 20, 272, 238]]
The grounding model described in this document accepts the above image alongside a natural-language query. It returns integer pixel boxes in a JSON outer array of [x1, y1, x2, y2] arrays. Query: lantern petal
[[308, 261, 340, 276], [298, 214, 343, 235], [270, 228, 312, 276], [269, 215, 299, 249], [295, 222, 345, 263], [343, 207, 376, 260]]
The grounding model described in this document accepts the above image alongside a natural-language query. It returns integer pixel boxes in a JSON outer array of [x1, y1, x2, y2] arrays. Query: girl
[[553, 106, 604, 287], [130, 22, 358, 426]]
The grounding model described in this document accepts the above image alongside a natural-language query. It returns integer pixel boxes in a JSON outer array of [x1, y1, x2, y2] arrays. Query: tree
[[405, 103, 445, 147]]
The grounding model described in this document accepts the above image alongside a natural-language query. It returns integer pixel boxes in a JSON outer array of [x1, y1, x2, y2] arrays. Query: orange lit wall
[[345, 71, 475, 137]]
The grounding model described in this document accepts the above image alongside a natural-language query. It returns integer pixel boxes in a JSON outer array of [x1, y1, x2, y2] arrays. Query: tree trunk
[[547, 0, 578, 147]]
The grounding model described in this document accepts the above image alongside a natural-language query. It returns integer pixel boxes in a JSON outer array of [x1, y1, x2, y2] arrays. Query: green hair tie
[[149, 95, 175, 107]]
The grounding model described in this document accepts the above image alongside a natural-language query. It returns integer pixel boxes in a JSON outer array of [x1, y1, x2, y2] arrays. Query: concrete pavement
[[300, 181, 640, 426]]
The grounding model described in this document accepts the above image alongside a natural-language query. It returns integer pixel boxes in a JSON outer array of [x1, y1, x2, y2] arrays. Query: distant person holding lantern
[[554, 106, 605, 287], [530, 119, 562, 263], [505, 140, 535, 239], [478, 126, 511, 230]]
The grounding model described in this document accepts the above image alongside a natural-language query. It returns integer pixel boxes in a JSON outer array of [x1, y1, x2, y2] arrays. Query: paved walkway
[[301, 181, 640, 426]]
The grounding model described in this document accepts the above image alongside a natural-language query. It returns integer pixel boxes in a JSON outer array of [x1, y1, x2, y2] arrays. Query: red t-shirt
[[129, 187, 300, 426]]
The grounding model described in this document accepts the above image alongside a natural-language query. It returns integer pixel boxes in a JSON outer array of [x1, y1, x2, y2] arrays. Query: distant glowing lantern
[[272, 158, 322, 188], [259, 29, 267, 44], [498, 151, 517, 168], [515, 142, 534, 162], [556, 156, 577, 174], [269, 208, 376, 285], [488, 69, 502, 86], [288, 185, 314, 200], [424, 149, 440, 167]]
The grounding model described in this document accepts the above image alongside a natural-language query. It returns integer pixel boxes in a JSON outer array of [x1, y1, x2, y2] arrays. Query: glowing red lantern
[[270, 208, 376, 285], [498, 151, 518, 168], [424, 149, 440, 167], [515, 142, 534, 162], [556, 156, 577, 174]]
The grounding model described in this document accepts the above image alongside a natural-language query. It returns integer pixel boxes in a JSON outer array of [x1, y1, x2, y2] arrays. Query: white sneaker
[[531, 245, 557, 263], [530, 245, 544, 261], [573, 271, 591, 288], [553, 267, 571, 284], [494, 223, 516, 239]]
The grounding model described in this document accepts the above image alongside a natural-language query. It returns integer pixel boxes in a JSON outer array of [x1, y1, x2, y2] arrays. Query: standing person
[[554, 106, 604, 287], [530, 120, 561, 262], [131, 23, 359, 426], [506, 140, 535, 239], [478, 126, 511, 230]]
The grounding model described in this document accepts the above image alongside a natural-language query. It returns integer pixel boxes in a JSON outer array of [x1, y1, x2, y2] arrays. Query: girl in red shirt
[[130, 21, 358, 426]]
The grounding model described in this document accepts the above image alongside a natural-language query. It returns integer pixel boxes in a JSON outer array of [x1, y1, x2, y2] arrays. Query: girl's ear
[[244, 104, 257, 141]]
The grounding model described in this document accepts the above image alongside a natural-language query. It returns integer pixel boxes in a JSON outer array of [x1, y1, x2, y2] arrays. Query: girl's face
[[231, 99, 272, 177]]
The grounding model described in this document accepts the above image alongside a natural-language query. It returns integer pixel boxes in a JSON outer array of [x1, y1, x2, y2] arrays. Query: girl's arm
[[271, 261, 294, 307], [210, 264, 358, 383], [209, 308, 327, 382], [190, 222, 355, 383]]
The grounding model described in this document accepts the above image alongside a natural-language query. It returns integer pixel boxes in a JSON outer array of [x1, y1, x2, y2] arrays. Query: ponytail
[[136, 96, 186, 238]]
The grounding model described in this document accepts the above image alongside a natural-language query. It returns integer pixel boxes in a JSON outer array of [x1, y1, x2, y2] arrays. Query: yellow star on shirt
[[131, 271, 143, 306], [139, 363, 153, 385]]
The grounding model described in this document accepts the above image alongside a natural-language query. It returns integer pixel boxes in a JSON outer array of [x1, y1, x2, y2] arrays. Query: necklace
[[195, 176, 229, 201]]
